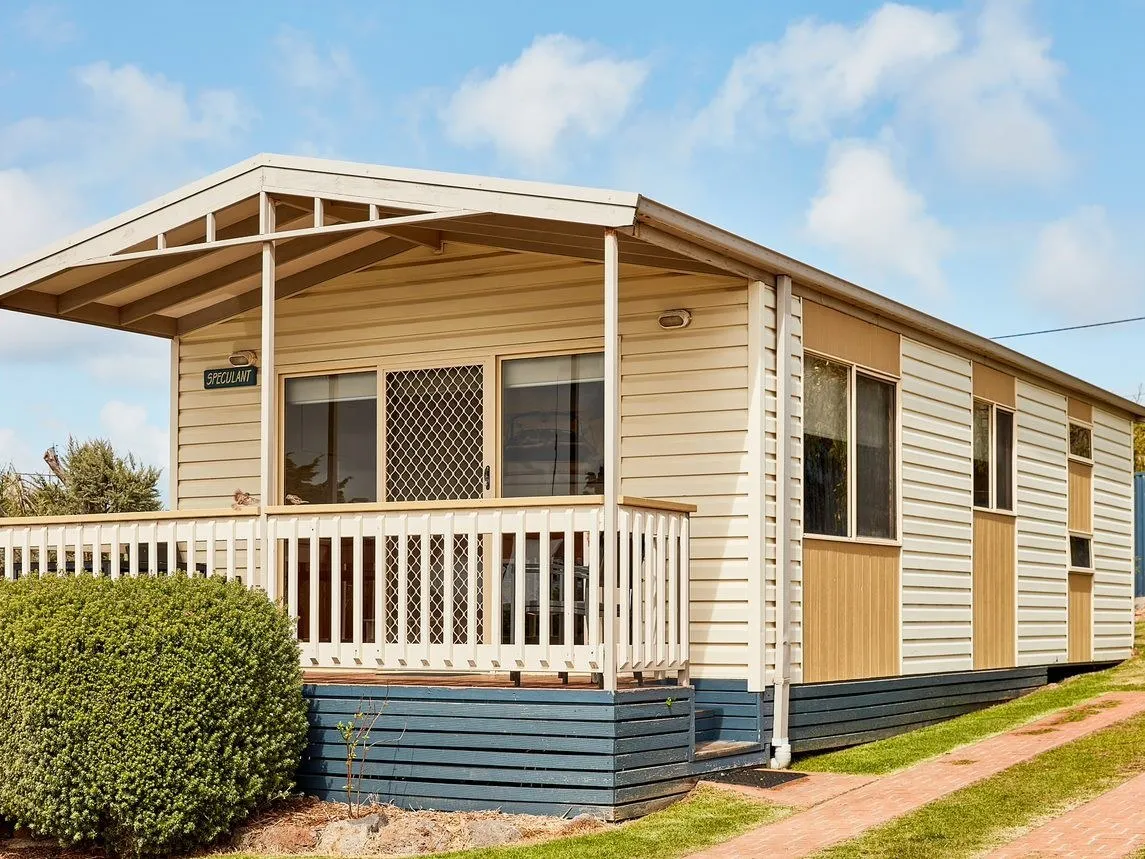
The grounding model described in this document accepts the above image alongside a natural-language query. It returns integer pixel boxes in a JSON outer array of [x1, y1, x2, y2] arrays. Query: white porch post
[[259, 191, 278, 600], [770, 273, 793, 768], [602, 229, 620, 692]]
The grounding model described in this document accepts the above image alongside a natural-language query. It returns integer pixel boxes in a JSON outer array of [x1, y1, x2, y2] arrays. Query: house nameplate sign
[[203, 367, 258, 390]]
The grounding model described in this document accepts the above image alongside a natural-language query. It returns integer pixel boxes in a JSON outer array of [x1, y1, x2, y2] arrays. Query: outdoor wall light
[[228, 350, 258, 367], [657, 309, 693, 330]]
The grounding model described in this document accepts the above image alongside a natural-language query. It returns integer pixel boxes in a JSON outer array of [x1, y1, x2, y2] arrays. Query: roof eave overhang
[[635, 196, 1145, 420]]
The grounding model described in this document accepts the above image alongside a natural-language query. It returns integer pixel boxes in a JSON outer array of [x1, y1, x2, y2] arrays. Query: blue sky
[[0, 0, 1143, 501]]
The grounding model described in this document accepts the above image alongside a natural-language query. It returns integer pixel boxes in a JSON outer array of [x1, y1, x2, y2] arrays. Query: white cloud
[[807, 141, 952, 294], [99, 401, 169, 470], [694, 3, 959, 144], [273, 27, 357, 92], [443, 34, 649, 164], [1023, 206, 1142, 318], [17, 3, 78, 46], [0, 167, 80, 263], [693, 0, 1065, 182]]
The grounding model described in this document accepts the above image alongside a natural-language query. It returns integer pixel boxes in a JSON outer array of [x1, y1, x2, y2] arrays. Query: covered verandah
[[0, 156, 774, 692]]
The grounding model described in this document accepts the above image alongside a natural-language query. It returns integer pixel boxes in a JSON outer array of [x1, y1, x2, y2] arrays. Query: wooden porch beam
[[119, 228, 353, 324], [176, 236, 415, 335], [75, 209, 479, 268], [625, 222, 773, 283], [0, 289, 175, 338]]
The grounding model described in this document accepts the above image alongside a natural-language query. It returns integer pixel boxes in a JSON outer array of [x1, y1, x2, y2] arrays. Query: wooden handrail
[[0, 507, 258, 527]]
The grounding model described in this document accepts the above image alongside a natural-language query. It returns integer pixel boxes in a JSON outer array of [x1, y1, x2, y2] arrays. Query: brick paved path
[[691, 692, 1145, 859], [989, 770, 1145, 857]]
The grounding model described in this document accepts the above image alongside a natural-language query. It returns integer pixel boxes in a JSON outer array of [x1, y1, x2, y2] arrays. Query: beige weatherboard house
[[0, 155, 1138, 818]]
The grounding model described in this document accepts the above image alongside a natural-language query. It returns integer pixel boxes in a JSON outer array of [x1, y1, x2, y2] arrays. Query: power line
[[993, 315, 1145, 340]]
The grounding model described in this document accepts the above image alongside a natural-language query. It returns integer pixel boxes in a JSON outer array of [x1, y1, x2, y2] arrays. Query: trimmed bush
[[0, 575, 309, 856]]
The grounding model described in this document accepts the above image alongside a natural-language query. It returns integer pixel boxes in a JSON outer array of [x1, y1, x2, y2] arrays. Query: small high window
[[804, 354, 897, 540], [1070, 535, 1093, 570], [1069, 423, 1093, 460], [973, 399, 1015, 512]]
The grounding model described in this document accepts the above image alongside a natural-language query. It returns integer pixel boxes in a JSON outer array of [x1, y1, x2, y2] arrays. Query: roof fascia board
[[0, 165, 265, 298], [258, 153, 640, 208], [635, 196, 1145, 419], [260, 164, 637, 228]]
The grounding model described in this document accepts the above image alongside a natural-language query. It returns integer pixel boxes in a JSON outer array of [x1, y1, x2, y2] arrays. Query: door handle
[[483, 465, 491, 491]]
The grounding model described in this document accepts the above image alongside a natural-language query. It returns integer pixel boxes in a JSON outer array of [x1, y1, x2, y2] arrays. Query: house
[[0, 154, 1139, 819]]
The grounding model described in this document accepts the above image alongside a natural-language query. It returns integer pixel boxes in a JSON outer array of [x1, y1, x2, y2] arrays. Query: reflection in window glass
[[856, 374, 896, 539], [1070, 535, 1092, 569], [973, 400, 992, 508], [805, 356, 850, 537], [501, 353, 605, 497], [1069, 424, 1092, 460], [995, 409, 1015, 512], [284, 372, 377, 504]]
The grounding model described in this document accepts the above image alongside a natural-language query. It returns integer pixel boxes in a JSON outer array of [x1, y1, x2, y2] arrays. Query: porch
[[0, 495, 691, 685]]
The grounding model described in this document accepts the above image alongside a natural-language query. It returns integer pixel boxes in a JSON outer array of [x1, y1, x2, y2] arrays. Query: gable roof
[[1, 152, 1141, 418]]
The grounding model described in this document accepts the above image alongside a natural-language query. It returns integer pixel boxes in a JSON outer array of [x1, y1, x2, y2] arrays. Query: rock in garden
[[467, 817, 523, 848], [315, 812, 389, 855]]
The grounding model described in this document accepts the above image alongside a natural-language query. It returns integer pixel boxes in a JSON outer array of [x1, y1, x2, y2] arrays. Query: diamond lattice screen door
[[384, 364, 486, 502], [383, 364, 488, 647]]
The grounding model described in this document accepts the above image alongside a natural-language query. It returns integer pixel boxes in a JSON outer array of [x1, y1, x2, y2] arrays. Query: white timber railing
[[0, 496, 691, 680]]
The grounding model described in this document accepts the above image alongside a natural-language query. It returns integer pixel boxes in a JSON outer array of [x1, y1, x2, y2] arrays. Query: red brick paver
[[989, 771, 1145, 857], [691, 692, 1145, 859]]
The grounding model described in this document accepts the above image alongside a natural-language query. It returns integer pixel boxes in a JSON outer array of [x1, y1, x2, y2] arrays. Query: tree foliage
[[0, 437, 161, 517]]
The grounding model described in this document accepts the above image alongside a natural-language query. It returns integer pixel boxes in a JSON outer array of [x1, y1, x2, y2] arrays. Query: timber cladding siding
[[299, 683, 695, 820], [177, 242, 751, 681], [1092, 407, 1135, 660], [764, 665, 1048, 753], [900, 338, 974, 675], [802, 540, 900, 683]]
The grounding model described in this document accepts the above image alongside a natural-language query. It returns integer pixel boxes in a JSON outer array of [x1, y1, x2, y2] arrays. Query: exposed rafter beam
[[56, 211, 315, 315], [75, 209, 480, 268], [177, 236, 415, 335], [0, 290, 175, 338], [119, 230, 359, 324]]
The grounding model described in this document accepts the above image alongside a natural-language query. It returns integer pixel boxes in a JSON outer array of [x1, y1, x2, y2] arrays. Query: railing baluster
[[129, 524, 139, 576], [147, 524, 158, 576], [667, 514, 679, 670], [588, 509, 601, 658], [628, 509, 641, 671], [539, 510, 551, 655], [563, 509, 575, 664], [20, 527, 31, 579], [491, 511, 503, 656], [466, 513, 479, 658], [644, 512, 656, 670], [330, 522, 342, 661], [396, 515, 408, 651], [680, 515, 691, 682], [352, 516, 364, 658], [419, 516, 430, 655], [287, 520, 299, 629], [205, 520, 216, 578], [655, 513, 668, 670], [2, 528, 12, 579], [110, 525, 121, 580], [443, 512, 455, 662], [265, 517, 279, 601], [225, 519, 236, 580], [37, 529, 47, 577], [308, 518, 320, 656], [513, 512, 526, 660], [374, 516, 386, 655]]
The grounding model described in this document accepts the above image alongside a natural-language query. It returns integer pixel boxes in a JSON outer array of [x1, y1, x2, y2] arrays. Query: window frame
[[1068, 420, 1094, 464], [803, 350, 901, 545], [972, 398, 1017, 515], [1069, 532, 1094, 572]]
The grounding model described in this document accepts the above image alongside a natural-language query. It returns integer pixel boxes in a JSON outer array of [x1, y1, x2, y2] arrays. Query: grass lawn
[[800, 621, 1145, 776], [221, 786, 789, 859], [813, 709, 1145, 858]]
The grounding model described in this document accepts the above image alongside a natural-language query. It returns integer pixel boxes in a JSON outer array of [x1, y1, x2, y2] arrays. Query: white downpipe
[[770, 274, 793, 769], [602, 229, 620, 692]]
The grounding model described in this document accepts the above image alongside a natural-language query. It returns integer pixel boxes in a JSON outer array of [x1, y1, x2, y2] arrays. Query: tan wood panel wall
[[801, 298, 900, 376], [1068, 459, 1093, 535], [803, 539, 900, 682], [1068, 572, 1093, 662], [973, 362, 1016, 408], [973, 510, 1016, 669], [1068, 398, 1093, 424]]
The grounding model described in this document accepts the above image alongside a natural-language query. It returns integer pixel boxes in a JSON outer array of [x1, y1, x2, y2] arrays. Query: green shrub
[[0, 575, 309, 856]]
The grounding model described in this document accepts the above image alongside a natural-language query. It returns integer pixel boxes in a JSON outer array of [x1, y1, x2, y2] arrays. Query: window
[[1070, 535, 1092, 570], [1069, 423, 1092, 460], [804, 354, 897, 540], [501, 353, 605, 497], [284, 371, 378, 504], [972, 399, 1015, 512]]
